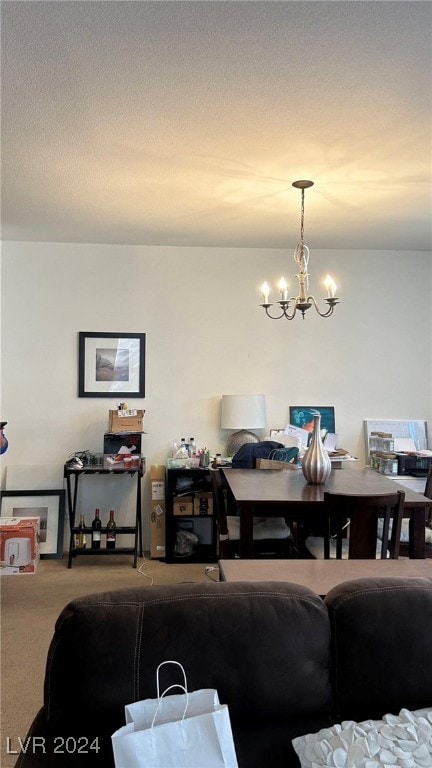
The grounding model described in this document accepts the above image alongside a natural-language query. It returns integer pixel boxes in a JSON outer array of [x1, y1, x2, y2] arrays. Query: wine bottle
[[91, 508, 102, 549], [76, 514, 86, 549], [106, 509, 116, 549]]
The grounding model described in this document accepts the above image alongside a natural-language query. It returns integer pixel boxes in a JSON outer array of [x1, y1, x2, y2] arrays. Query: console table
[[64, 461, 144, 568]]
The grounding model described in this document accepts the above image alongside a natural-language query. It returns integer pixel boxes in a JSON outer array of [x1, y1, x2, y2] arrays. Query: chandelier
[[260, 180, 339, 319]]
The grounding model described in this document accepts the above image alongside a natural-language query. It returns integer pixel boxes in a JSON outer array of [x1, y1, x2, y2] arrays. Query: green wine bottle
[[106, 509, 116, 549], [76, 514, 86, 549]]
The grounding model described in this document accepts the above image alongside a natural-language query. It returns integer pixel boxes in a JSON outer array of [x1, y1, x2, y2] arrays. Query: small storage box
[[193, 492, 213, 516], [378, 455, 398, 475], [173, 496, 194, 516], [108, 410, 144, 433], [0, 517, 40, 575]]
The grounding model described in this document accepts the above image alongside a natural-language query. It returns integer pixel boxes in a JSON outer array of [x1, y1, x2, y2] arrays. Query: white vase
[[301, 414, 332, 484]]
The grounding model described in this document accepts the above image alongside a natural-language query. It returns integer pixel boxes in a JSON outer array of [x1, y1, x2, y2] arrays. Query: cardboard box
[[108, 410, 145, 434], [150, 465, 166, 559], [103, 432, 142, 456], [173, 496, 194, 516], [0, 517, 40, 575], [256, 459, 299, 470], [193, 492, 213, 516]]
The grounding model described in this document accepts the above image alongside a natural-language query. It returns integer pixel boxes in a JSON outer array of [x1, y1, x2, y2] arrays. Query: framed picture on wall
[[78, 332, 146, 398], [0, 489, 66, 559], [289, 406, 336, 435]]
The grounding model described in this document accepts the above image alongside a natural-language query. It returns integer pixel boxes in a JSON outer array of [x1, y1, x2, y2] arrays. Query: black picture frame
[[78, 332, 146, 398], [289, 406, 336, 434], [0, 489, 65, 559]]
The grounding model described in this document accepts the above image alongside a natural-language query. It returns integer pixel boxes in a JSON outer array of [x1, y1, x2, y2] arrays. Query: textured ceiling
[[1, 1, 431, 250]]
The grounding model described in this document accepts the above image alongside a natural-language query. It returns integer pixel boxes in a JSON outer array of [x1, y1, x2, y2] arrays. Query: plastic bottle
[[174, 438, 189, 459], [189, 438, 196, 457]]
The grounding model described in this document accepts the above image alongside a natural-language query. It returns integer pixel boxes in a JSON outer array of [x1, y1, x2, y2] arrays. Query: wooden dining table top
[[218, 557, 432, 596], [222, 467, 432, 507]]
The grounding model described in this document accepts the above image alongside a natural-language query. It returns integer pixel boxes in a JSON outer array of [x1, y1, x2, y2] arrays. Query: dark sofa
[[15, 577, 432, 768]]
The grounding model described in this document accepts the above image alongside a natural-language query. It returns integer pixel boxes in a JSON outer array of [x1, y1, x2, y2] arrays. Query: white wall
[[1, 242, 431, 548]]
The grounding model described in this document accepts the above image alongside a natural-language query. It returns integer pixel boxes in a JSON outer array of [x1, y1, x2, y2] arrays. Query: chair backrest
[[424, 467, 432, 525], [210, 468, 230, 556], [424, 467, 432, 497], [322, 490, 405, 559]]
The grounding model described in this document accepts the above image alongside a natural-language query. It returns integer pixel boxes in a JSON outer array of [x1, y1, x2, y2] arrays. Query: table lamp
[[221, 394, 266, 456]]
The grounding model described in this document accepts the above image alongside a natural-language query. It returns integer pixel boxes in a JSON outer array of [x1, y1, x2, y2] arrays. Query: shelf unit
[[64, 462, 144, 568], [165, 467, 216, 563]]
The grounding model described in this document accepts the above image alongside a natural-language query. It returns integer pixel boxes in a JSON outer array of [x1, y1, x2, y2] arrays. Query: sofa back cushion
[[44, 581, 332, 734], [325, 576, 432, 721]]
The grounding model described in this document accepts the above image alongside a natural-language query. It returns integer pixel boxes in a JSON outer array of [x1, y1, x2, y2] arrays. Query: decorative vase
[[301, 414, 332, 484]]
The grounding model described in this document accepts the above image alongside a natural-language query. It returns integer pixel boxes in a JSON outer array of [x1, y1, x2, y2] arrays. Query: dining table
[[222, 466, 432, 559]]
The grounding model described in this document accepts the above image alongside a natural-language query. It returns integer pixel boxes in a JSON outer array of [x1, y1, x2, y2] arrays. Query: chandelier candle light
[[260, 180, 339, 320]]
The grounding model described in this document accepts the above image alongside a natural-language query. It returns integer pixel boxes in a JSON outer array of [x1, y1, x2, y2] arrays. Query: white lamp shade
[[220, 394, 266, 430]]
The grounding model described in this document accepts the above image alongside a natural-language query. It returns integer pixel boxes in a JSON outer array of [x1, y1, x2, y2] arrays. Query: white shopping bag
[[111, 661, 238, 768]]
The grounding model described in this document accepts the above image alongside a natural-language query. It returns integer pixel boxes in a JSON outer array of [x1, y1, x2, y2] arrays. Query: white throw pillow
[[292, 707, 432, 768]]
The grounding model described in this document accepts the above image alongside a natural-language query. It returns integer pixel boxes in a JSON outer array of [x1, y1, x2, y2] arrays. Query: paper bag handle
[[152, 661, 189, 729], [151, 683, 189, 729], [156, 660, 188, 698]]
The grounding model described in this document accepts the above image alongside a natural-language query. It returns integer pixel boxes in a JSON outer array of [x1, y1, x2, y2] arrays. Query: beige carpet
[[0, 554, 218, 768]]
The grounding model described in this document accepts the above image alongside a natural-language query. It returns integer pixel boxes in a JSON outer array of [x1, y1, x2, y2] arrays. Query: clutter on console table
[[170, 437, 211, 468], [104, 405, 145, 467]]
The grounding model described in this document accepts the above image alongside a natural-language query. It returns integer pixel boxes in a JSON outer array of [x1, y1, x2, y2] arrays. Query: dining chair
[[305, 490, 405, 559], [424, 466, 432, 521], [398, 467, 432, 558], [211, 468, 294, 558]]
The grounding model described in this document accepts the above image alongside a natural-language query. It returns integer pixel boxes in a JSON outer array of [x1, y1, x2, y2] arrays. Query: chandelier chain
[[294, 188, 309, 277], [300, 188, 305, 245]]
